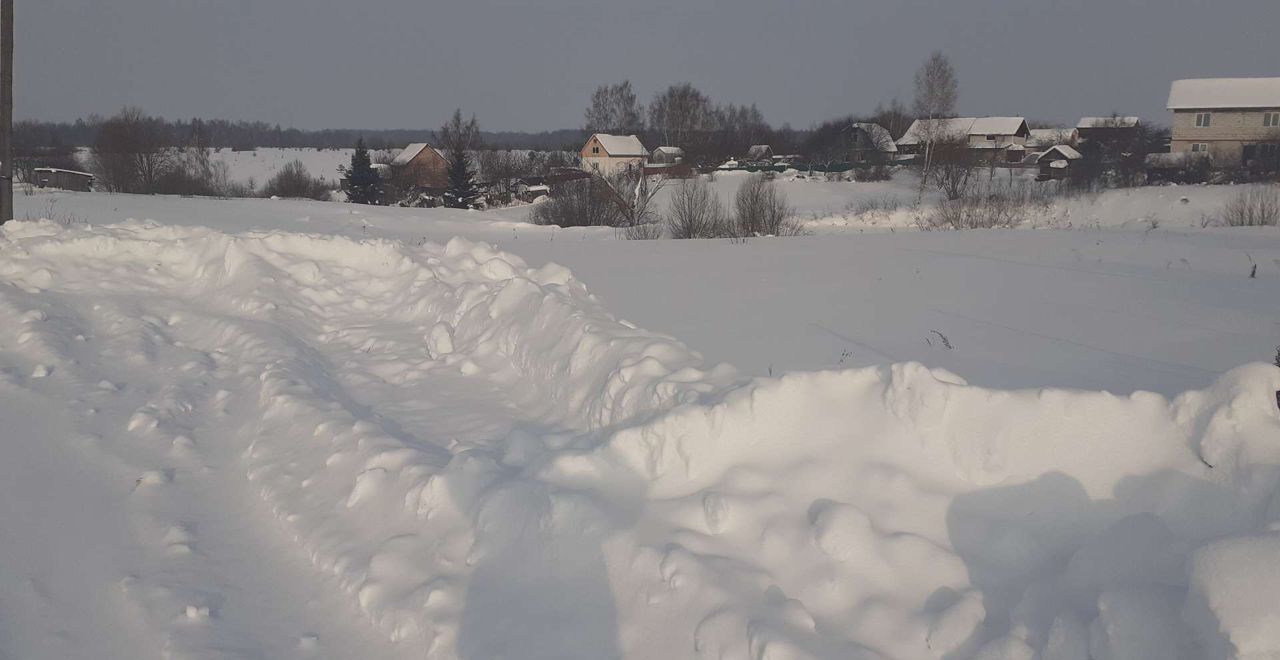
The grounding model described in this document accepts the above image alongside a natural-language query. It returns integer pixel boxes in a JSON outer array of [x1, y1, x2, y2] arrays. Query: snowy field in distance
[[208, 147, 355, 186], [4, 182, 1280, 660]]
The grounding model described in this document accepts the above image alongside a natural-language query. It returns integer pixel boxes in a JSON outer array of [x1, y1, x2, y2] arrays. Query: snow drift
[[1, 219, 1278, 660]]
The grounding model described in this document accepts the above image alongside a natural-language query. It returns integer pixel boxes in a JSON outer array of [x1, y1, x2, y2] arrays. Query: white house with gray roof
[[897, 117, 1030, 162]]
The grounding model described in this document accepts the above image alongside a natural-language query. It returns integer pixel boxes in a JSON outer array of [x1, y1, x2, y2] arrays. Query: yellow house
[[580, 134, 647, 177], [1167, 78, 1280, 168]]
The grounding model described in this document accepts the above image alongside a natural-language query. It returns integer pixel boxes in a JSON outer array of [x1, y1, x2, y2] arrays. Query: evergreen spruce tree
[[346, 138, 381, 205], [438, 109, 482, 209]]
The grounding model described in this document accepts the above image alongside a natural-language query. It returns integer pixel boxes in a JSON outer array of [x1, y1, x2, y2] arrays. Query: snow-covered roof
[[1038, 145, 1083, 162], [969, 117, 1027, 136], [391, 143, 443, 167], [897, 117, 1028, 145], [1077, 116, 1140, 129], [33, 167, 94, 177], [1167, 78, 1280, 110], [851, 123, 898, 152], [897, 118, 971, 145], [746, 145, 773, 159], [589, 134, 647, 157], [653, 146, 684, 156]]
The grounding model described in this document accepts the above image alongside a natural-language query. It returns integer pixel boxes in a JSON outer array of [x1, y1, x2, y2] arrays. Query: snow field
[[3, 218, 1280, 659]]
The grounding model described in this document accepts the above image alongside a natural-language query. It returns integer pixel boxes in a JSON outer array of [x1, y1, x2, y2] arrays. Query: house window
[[592, 146, 600, 154], [1265, 112, 1280, 127], [1260, 144, 1279, 159], [985, 134, 997, 141], [1195, 113, 1212, 128], [1190, 143, 1210, 153]]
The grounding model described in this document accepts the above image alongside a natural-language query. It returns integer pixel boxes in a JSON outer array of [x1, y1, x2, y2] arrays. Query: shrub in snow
[[920, 180, 1066, 230], [666, 177, 729, 239], [1220, 185, 1279, 227], [733, 174, 802, 237], [529, 178, 622, 228], [854, 164, 893, 182], [621, 221, 663, 240], [261, 160, 333, 201]]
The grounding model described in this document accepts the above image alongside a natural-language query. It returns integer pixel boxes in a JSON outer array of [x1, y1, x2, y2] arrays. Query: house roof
[[1077, 116, 1140, 129], [746, 145, 773, 159], [1038, 145, 1083, 162], [653, 146, 684, 156], [33, 167, 94, 177], [969, 117, 1028, 136], [590, 134, 647, 157], [897, 118, 971, 145], [391, 143, 444, 167], [851, 123, 898, 152], [897, 117, 1028, 145], [1167, 78, 1280, 110]]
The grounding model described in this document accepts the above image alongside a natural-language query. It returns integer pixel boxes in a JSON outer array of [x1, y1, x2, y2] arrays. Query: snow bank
[[2, 219, 1278, 660]]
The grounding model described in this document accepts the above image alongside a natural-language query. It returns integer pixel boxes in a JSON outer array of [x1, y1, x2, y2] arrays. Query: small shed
[[33, 168, 94, 192], [1036, 145, 1083, 180]]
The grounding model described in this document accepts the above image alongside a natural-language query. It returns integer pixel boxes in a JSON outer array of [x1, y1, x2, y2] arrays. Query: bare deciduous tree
[[929, 134, 976, 201], [912, 51, 959, 179], [666, 177, 727, 239], [1221, 185, 1280, 227], [649, 83, 716, 152], [871, 98, 913, 141], [529, 177, 621, 228], [584, 81, 645, 136], [261, 160, 332, 201], [734, 174, 801, 236], [602, 169, 666, 233], [89, 107, 175, 193]]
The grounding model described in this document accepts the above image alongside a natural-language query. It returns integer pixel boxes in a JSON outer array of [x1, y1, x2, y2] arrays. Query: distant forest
[[15, 116, 590, 151]]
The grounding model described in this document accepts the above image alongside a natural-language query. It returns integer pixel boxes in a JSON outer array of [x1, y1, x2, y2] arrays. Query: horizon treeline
[[14, 116, 592, 152]]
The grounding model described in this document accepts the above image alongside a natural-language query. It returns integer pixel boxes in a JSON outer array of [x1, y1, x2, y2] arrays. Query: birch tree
[[912, 51, 958, 181]]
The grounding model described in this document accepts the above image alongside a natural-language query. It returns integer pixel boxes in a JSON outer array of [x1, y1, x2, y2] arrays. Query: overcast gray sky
[[18, 0, 1280, 131]]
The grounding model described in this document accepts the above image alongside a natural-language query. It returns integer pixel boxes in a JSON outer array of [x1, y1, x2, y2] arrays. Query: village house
[[580, 134, 647, 177], [650, 146, 684, 165], [390, 143, 449, 191], [1076, 116, 1141, 144], [897, 117, 1031, 163], [849, 123, 897, 163], [1167, 77, 1280, 168]]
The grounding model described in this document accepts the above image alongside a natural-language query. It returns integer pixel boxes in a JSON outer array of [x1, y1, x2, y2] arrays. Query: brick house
[[1167, 78, 1280, 168]]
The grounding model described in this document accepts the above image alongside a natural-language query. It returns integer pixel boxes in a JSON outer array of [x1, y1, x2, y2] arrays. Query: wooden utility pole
[[0, 0, 12, 224]]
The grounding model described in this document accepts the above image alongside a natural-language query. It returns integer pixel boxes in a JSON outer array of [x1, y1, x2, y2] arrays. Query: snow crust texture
[[2, 219, 1279, 660]]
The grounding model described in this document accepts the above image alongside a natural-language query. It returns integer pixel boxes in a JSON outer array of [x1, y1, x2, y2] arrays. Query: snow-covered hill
[[2, 187, 1280, 659]]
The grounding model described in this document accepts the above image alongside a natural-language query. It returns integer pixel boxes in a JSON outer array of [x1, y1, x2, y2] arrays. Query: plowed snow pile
[[1, 220, 1278, 660]]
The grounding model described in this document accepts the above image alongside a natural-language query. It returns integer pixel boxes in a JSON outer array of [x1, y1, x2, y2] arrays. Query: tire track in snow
[[0, 221, 731, 658]]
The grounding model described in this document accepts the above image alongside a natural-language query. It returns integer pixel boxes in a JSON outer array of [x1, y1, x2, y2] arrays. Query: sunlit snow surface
[[3, 180, 1280, 659]]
